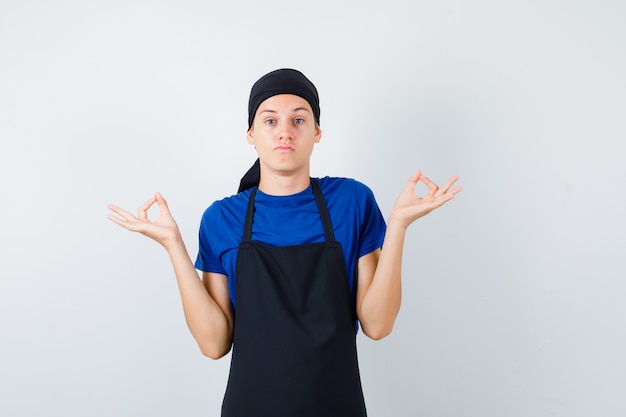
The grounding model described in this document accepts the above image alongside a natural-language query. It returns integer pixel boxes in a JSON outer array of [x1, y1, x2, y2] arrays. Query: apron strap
[[242, 187, 258, 242], [310, 178, 336, 242], [242, 179, 336, 243]]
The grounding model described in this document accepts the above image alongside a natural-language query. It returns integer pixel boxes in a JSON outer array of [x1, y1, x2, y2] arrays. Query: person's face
[[247, 94, 322, 179]]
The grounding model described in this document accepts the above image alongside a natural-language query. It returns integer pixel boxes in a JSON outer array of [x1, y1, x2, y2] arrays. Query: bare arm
[[356, 171, 462, 340], [107, 193, 233, 358]]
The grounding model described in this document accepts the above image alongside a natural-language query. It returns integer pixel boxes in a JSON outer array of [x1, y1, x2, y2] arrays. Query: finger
[[434, 185, 462, 205], [439, 175, 460, 194], [138, 195, 158, 221], [155, 192, 172, 216], [448, 185, 463, 196], [419, 175, 440, 196], [107, 203, 137, 221], [403, 170, 422, 193], [107, 213, 136, 231], [410, 170, 422, 183], [107, 213, 126, 226]]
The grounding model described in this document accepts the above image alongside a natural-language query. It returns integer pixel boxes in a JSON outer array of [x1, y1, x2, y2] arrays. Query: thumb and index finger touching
[[405, 170, 462, 197], [136, 192, 171, 220], [107, 192, 170, 228]]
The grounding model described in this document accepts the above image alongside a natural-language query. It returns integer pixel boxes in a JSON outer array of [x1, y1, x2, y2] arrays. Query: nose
[[278, 123, 295, 142]]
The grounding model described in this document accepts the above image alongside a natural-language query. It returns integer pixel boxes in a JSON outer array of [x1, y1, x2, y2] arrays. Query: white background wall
[[1, 1, 625, 416]]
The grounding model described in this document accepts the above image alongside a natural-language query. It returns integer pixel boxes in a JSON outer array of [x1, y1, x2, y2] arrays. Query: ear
[[247, 127, 254, 145], [314, 124, 322, 143]]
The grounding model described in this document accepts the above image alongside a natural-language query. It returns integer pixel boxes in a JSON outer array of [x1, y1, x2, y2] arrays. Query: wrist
[[163, 232, 186, 254], [386, 216, 409, 234], [387, 209, 412, 230]]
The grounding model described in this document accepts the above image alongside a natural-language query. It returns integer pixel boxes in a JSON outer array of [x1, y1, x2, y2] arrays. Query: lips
[[275, 145, 294, 152]]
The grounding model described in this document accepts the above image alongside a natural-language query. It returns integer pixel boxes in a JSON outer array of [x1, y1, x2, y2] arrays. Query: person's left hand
[[389, 171, 462, 229]]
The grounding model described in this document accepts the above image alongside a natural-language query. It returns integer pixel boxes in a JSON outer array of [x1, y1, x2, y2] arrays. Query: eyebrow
[[259, 107, 311, 115]]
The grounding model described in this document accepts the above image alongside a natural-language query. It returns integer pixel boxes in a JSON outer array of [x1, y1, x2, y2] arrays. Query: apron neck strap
[[310, 178, 336, 242], [242, 179, 336, 243], [243, 187, 257, 242]]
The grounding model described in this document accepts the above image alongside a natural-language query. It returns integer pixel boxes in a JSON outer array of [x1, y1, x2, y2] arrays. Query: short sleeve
[[355, 182, 386, 258], [194, 204, 228, 275]]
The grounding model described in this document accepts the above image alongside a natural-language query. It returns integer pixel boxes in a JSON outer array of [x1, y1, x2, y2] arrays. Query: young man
[[108, 68, 461, 416]]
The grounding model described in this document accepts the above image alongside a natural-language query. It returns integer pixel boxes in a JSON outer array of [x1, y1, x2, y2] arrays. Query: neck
[[258, 169, 311, 196]]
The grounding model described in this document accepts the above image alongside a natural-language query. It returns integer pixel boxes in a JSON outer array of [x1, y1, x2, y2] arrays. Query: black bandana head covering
[[239, 69, 320, 193], [247, 68, 320, 129]]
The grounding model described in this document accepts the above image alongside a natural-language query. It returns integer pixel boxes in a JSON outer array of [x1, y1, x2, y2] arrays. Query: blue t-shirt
[[194, 177, 386, 308]]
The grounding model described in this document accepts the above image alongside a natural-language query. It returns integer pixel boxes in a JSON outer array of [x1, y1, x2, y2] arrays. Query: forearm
[[357, 221, 406, 340], [166, 238, 233, 358]]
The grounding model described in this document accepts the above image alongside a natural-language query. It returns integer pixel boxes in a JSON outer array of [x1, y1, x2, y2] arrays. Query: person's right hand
[[107, 192, 181, 250]]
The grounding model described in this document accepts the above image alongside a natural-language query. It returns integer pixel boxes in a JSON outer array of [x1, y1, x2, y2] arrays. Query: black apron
[[221, 179, 367, 417]]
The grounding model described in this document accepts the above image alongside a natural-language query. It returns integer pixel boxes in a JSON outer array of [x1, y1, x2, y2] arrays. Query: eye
[[294, 118, 304, 125], [265, 119, 276, 125]]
